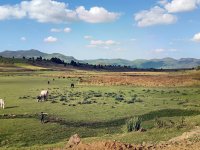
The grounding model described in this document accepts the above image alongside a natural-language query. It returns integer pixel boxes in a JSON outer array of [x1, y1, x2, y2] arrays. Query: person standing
[[40, 112, 47, 123]]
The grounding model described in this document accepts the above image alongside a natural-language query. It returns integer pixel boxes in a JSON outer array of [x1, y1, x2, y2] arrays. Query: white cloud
[[135, 6, 177, 27], [165, 0, 200, 13], [50, 27, 71, 33], [0, 0, 120, 24], [84, 35, 93, 40], [90, 40, 119, 46], [21, 0, 77, 23], [192, 32, 200, 42], [153, 48, 166, 53], [0, 4, 26, 20], [152, 48, 178, 54], [20, 37, 26, 41], [158, 0, 168, 6], [44, 36, 58, 43], [87, 39, 120, 49], [50, 28, 62, 32], [64, 27, 71, 33], [76, 6, 120, 23]]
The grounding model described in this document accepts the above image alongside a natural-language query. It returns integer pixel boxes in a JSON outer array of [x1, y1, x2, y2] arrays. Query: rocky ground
[[58, 126, 200, 150]]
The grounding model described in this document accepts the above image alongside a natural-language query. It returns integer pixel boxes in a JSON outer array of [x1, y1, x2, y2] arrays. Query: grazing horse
[[71, 83, 74, 88], [0, 99, 5, 109], [37, 90, 49, 102]]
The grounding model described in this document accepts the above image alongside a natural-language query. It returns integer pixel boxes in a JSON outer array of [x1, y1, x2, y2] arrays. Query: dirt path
[[62, 126, 200, 150]]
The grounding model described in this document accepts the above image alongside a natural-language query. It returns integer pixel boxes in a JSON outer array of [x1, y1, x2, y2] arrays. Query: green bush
[[115, 95, 124, 101], [126, 117, 142, 132]]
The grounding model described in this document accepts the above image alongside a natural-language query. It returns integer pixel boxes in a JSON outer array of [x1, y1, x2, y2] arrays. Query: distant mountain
[[83, 59, 133, 66], [84, 57, 200, 69], [43, 53, 77, 63], [0, 49, 77, 63], [0, 50, 200, 69], [0, 49, 46, 58], [132, 57, 200, 69]]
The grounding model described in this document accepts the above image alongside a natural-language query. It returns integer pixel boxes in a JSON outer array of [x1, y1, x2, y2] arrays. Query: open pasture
[[38, 70, 200, 87], [0, 70, 200, 149]]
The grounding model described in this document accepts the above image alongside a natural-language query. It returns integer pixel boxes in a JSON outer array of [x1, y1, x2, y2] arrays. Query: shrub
[[154, 117, 167, 128], [135, 98, 144, 103], [133, 94, 138, 97], [115, 95, 124, 101], [126, 117, 142, 132], [146, 89, 151, 93], [182, 93, 188, 95], [60, 96, 66, 101], [127, 100, 134, 104], [176, 116, 186, 129], [94, 93, 102, 97], [127, 97, 136, 104], [81, 99, 92, 104]]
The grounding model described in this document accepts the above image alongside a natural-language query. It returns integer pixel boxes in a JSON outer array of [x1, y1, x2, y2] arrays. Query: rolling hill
[[0, 49, 77, 63], [0, 50, 200, 69], [83, 57, 200, 69]]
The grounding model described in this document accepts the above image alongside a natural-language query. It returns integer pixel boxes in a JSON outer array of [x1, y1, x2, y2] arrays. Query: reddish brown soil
[[54, 126, 200, 150]]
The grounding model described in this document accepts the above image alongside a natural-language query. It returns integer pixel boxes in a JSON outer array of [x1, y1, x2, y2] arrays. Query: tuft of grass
[[126, 117, 142, 132]]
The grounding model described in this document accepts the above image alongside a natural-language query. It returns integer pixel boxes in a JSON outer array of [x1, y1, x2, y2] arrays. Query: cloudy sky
[[0, 0, 200, 60]]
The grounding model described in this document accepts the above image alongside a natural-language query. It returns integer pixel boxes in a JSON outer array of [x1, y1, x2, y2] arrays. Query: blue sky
[[0, 0, 200, 60]]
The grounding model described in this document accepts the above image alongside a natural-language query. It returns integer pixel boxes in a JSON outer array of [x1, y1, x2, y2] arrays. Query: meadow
[[0, 69, 200, 149]]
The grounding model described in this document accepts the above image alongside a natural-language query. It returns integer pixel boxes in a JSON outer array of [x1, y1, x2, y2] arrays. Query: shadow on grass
[[46, 109, 200, 128], [1, 109, 200, 128], [5, 106, 19, 109], [140, 109, 200, 121]]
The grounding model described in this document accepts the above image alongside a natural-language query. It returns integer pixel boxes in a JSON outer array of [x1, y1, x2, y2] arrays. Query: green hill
[[44, 53, 76, 63], [0, 50, 77, 63], [83, 59, 133, 66], [0, 50, 200, 69], [1, 49, 46, 58]]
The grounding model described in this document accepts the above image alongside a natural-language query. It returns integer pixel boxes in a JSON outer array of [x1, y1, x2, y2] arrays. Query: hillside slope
[[0, 50, 200, 69], [0, 50, 77, 63]]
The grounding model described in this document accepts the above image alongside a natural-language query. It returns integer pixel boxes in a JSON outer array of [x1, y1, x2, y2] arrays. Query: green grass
[[0, 71, 200, 149], [14, 63, 47, 70]]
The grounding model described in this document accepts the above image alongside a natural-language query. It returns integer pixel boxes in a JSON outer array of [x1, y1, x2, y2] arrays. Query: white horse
[[37, 90, 49, 102], [0, 99, 5, 109]]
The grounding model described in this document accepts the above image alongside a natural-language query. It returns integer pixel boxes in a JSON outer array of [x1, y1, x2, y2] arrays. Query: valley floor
[[0, 69, 200, 149]]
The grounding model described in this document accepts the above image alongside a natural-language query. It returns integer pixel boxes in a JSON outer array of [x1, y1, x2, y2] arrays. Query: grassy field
[[0, 70, 200, 149]]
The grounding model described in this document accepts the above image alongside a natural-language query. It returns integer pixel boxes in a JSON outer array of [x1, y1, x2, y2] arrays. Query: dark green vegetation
[[0, 70, 200, 149], [1, 50, 200, 69], [126, 117, 142, 132]]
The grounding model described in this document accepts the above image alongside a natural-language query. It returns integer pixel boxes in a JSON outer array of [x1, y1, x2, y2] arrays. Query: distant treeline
[[0, 55, 197, 72]]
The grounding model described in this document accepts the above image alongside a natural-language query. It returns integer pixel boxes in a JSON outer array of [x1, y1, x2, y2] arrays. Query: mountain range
[[0, 49, 200, 69]]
